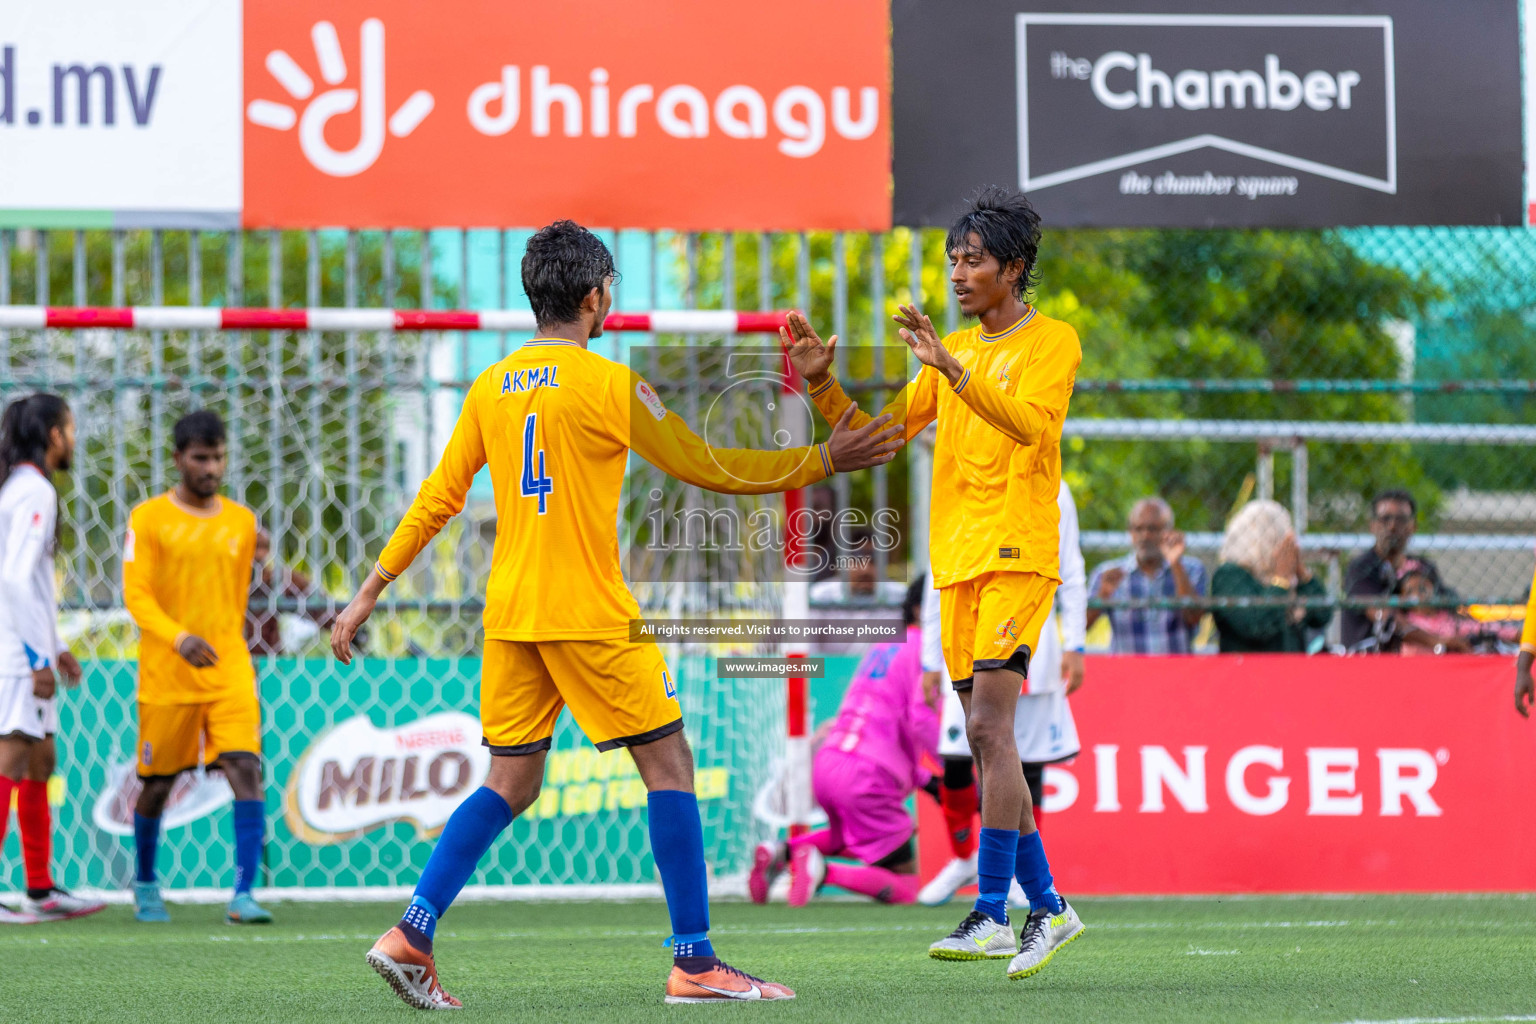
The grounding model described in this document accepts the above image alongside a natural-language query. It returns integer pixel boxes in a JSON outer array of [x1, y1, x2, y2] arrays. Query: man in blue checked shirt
[[1086, 498, 1207, 654]]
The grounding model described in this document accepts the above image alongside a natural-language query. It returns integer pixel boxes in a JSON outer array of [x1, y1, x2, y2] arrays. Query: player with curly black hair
[[784, 184, 1086, 983]]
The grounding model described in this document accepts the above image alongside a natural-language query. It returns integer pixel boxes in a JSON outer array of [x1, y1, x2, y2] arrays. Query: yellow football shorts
[[480, 638, 683, 754], [137, 689, 262, 778], [939, 570, 1058, 689]]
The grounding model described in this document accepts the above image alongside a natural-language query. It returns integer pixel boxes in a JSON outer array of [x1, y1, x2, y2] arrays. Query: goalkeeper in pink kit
[[751, 578, 940, 905]]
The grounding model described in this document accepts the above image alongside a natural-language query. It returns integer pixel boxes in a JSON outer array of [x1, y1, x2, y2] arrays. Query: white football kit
[[0, 465, 64, 739], [927, 479, 1085, 764]]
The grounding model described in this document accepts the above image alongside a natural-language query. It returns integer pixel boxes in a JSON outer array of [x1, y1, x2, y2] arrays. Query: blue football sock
[[1015, 828, 1065, 915], [405, 787, 513, 948], [232, 800, 265, 895], [974, 827, 1018, 924], [648, 790, 714, 961], [399, 895, 439, 953], [133, 812, 160, 884]]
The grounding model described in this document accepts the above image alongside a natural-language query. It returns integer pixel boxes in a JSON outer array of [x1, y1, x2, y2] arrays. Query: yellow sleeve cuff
[[807, 375, 837, 399], [374, 561, 400, 583]]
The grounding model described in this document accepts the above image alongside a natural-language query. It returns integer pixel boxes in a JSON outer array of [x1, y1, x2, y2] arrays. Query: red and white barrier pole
[[0, 306, 790, 333]]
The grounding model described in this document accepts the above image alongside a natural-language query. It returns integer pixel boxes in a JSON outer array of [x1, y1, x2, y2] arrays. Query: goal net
[[1, 317, 786, 897]]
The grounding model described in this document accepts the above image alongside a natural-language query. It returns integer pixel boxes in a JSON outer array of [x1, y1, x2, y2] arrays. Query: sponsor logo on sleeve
[[636, 380, 668, 421]]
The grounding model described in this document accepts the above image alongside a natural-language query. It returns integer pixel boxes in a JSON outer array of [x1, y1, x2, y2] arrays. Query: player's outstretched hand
[[827, 402, 904, 472], [177, 635, 219, 668], [331, 589, 379, 666], [893, 304, 962, 380], [780, 311, 836, 385], [1515, 656, 1534, 718], [56, 650, 83, 687]]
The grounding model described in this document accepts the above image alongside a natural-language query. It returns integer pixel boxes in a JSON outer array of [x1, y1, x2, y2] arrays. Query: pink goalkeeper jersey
[[822, 626, 939, 791]]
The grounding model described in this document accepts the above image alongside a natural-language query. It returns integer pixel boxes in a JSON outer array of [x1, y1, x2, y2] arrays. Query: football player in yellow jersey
[[785, 186, 1086, 982], [1514, 560, 1535, 716], [329, 220, 902, 1010], [123, 411, 272, 926]]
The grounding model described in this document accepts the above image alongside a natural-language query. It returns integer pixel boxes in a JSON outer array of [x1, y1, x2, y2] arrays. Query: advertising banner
[[0, 0, 888, 230], [7, 656, 779, 893], [242, 0, 889, 229], [892, 0, 1524, 227], [0, 0, 242, 228], [918, 655, 1536, 893]]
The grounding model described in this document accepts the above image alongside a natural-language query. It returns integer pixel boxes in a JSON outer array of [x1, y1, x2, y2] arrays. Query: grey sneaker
[[1007, 901, 1085, 979], [928, 909, 1016, 960]]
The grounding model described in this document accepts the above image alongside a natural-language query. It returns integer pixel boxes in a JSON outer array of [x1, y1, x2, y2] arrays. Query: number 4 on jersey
[[521, 413, 553, 514]]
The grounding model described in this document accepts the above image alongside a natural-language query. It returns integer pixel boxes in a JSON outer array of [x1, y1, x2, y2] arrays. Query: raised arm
[[783, 311, 939, 441], [618, 367, 903, 494], [332, 385, 487, 663], [894, 304, 1078, 447]]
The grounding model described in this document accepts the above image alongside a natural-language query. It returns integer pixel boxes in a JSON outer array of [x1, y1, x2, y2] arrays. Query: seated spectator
[[1086, 497, 1206, 653], [1211, 500, 1331, 653], [1395, 567, 1515, 655], [1341, 490, 1447, 653]]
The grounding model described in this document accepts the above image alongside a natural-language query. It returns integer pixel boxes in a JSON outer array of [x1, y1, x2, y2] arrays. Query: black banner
[[892, 0, 1523, 227]]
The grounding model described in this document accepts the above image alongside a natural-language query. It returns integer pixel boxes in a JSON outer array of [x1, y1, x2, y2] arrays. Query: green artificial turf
[[2, 895, 1533, 1023]]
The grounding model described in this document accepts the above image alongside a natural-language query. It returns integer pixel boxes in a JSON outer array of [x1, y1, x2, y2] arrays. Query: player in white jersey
[[919, 479, 1086, 906], [0, 394, 103, 922]]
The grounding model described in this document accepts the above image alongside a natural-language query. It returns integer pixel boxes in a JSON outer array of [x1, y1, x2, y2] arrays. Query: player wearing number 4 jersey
[[785, 186, 1086, 982], [331, 220, 903, 1011]]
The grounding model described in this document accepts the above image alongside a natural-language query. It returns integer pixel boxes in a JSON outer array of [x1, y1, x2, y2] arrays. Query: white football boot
[[928, 909, 1016, 961], [1007, 901, 1086, 980]]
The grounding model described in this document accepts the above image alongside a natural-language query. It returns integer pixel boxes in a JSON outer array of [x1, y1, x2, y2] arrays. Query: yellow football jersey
[[376, 339, 833, 641], [808, 307, 1080, 588], [123, 493, 259, 704]]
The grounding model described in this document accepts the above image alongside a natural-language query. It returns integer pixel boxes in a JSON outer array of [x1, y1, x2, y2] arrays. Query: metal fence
[[2, 224, 1534, 659]]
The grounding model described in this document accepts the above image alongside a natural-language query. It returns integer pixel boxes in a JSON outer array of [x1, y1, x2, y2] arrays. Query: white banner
[[283, 711, 490, 844], [0, 0, 240, 226]]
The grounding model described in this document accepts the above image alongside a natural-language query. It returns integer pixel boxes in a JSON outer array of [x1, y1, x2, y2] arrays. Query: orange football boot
[[364, 926, 463, 1011], [665, 960, 796, 1003]]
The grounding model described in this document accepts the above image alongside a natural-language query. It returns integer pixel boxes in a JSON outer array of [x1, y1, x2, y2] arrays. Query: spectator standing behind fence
[[1085, 498, 1206, 653], [1339, 490, 1461, 654], [1210, 500, 1331, 653]]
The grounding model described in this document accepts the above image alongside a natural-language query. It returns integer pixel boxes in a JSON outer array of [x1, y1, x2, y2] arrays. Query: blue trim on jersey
[[980, 307, 1036, 343], [373, 562, 399, 582], [21, 642, 48, 670], [952, 368, 972, 395], [524, 338, 581, 348], [817, 442, 833, 477], [807, 375, 836, 398]]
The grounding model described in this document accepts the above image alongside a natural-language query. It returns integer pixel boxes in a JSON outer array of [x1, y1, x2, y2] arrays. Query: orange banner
[[242, 1, 889, 230]]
